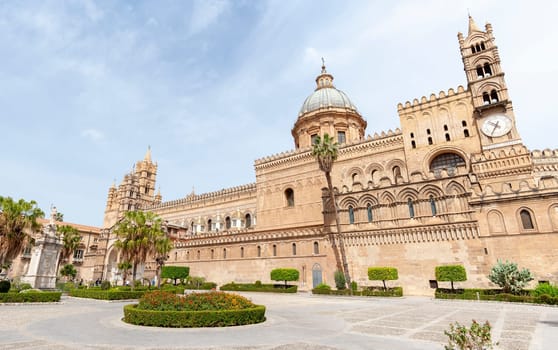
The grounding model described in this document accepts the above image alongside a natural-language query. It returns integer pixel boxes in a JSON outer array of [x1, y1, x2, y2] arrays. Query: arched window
[[462, 120, 467, 127], [520, 209, 534, 230], [352, 173, 358, 184], [257, 245, 261, 257], [476, 43, 481, 52], [428, 136, 433, 145], [445, 133, 451, 141], [476, 66, 484, 79], [408, 199, 415, 218], [484, 63, 492, 76], [207, 219, 212, 232], [348, 206, 355, 224], [480, 42, 486, 50], [240, 247, 244, 258], [483, 92, 490, 105], [313, 241, 319, 254], [430, 196, 437, 216], [490, 90, 499, 103], [174, 251, 178, 261], [285, 188, 294, 207], [393, 166, 401, 181], [464, 129, 470, 137], [371, 169, 378, 183], [223, 248, 227, 259], [190, 221, 194, 234], [337, 131, 346, 144], [367, 204, 373, 222], [430, 153, 466, 173], [292, 243, 297, 256], [225, 216, 231, 229], [245, 213, 251, 228], [272, 244, 277, 256], [471, 45, 476, 54], [411, 140, 416, 148]]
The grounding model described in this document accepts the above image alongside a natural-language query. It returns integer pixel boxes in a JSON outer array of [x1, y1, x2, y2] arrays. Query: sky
[[1, 0, 557, 227]]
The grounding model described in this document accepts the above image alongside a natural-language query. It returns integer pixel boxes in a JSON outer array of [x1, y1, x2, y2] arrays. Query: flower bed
[[0, 291, 62, 303], [123, 290, 266, 327], [312, 286, 403, 297], [219, 282, 297, 293]]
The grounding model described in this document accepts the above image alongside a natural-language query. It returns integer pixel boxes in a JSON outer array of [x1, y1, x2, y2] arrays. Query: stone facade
[[21, 17, 555, 295]]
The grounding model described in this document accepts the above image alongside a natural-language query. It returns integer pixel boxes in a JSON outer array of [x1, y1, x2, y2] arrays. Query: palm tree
[[113, 211, 168, 290], [311, 134, 352, 291], [117, 261, 132, 286], [154, 234, 172, 288], [57, 225, 81, 267], [0, 196, 44, 270]]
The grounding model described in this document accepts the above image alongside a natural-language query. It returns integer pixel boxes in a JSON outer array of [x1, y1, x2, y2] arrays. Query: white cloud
[[81, 128, 105, 142], [188, 0, 230, 35]]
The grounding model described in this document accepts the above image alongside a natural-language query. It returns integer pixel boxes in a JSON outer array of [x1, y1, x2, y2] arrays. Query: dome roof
[[299, 87, 357, 115]]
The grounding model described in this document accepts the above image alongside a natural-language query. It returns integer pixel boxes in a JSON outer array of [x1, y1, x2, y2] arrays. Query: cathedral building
[[96, 17, 558, 295]]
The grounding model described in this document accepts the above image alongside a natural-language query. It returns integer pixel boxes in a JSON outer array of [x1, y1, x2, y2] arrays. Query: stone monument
[[22, 206, 63, 289]]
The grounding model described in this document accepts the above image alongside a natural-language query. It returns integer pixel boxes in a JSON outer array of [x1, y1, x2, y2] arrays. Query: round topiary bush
[[123, 290, 266, 327], [0, 280, 11, 293]]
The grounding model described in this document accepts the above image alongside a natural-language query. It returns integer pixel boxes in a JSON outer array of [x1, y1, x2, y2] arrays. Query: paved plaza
[[1, 292, 557, 349]]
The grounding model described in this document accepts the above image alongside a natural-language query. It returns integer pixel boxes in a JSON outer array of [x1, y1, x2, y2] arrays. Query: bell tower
[[458, 16, 522, 150]]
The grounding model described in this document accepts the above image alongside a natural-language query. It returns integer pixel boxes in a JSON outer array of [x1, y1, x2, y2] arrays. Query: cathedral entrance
[[105, 248, 118, 283], [312, 263, 322, 288]]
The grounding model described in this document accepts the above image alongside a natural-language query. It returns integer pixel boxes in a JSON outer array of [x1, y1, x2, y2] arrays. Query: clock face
[[481, 114, 512, 137]]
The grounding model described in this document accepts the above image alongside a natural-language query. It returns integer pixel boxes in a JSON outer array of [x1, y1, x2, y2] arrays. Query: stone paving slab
[[1, 294, 558, 349]]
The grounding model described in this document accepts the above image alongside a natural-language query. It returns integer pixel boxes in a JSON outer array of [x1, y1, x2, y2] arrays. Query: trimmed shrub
[[0, 280, 11, 293], [488, 260, 533, 294], [368, 267, 399, 290], [161, 266, 190, 285], [100, 280, 111, 290], [312, 285, 403, 297], [270, 268, 299, 288], [70, 289, 146, 300], [433, 288, 558, 305], [220, 282, 297, 293], [0, 291, 61, 302], [436, 265, 467, 290], [532, 282, 558, 297], [350, 281, 358, 292], [123, 304, 266, 327], [311, 283, 332, 295], [123, 291, 266, 327], [334, 270, 346, 290]]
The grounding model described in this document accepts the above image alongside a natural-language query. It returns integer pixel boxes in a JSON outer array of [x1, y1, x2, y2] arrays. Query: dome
[[299, 87, 358, 116]]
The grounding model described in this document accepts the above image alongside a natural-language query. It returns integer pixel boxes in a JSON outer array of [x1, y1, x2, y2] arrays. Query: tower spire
[[468, 14, 482, 35], [144, 145, 152, 162]]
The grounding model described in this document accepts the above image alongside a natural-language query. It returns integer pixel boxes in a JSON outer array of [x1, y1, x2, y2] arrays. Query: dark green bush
[[0, 280, 11, 293], [334, 270, 346, 290], [433, 288, 558, 305], [532, 282, 558, 297], [100, 280, 111, 290], [220, 282, 297, 293], [368, 267, 399, 290], [435, 265, 467, 290], [70, 289, 146, 300], [351, 281, 358, 292], [311, 285, 403, 297], [161, 266, 190, 285], [123, 304, 266, 327], [270, 268, 299, 287], [0, 291, 61, 302]]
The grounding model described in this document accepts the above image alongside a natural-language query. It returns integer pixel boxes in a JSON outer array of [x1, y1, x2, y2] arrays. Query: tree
[[113, 211, 169, 290], [161, 266, 190, 285], [0, 196, 44, 269], [270, 268, 299, 288], [436, 265, 467, 291], [54, 212, 64, 222], [368, 267, 399, 290], [57, 225, 81, 267], [154, 233, 172, 288], [118, 261, 132, 286], [60, 264, 77, 281], [488, 260, 533, 294], [311, 134, 351, 291]]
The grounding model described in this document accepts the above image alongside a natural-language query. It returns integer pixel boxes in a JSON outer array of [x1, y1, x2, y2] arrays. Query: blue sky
[[1, 0, 557, 227]]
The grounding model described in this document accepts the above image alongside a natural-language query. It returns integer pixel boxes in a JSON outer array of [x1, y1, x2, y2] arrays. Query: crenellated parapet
[[470, 145, 532, 180], [532, 149, 558, 175], [147, 183, 257, 210], [397, 86, 468, 113], [255, 129, 403, 171]]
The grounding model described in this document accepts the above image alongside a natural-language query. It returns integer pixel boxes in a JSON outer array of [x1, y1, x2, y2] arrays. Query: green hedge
[[123, 303, 266, 327], [434, 288, 558, 305], [70, 289, 146, 300], [183, 282, 217, 290], [0, 291, 62, 303], [312, 286, 403, 297], [219, 283, 297, 293]]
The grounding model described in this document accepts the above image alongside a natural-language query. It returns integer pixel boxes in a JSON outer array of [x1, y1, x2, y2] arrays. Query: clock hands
[[490, 121, 500, 136]]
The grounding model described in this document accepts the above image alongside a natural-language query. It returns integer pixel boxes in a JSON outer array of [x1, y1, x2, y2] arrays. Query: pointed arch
[[339, 196, 358, 209], [379, 191, 396, 204], [418, 184, 444, 199], [359, 194, 378, 207], [445, 180, 467, 195], [396, 188, 419, 202], [487, 209, 506, 234]]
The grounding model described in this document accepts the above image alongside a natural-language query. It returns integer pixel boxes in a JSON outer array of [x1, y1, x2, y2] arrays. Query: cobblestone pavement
[[1, 293, 557, 350]]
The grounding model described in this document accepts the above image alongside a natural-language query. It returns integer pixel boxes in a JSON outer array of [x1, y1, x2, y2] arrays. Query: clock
[[481, 114, 512, 137]]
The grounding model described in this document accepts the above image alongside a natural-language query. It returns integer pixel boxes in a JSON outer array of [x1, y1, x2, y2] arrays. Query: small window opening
[[520, 209, 534, 230], [430, 196, 437, 216], [240, 247, 244, 258], [464, 129, 470, 137], [313, 241, 319, 254], [408, 199, 415, 218], [490, 90, 499, 103], [445, 133, 451, 141], [225, 216, 231, 229], [426, 128, 431, 135], [210, 249, 214, 259], [257, 245, 261, 257], [480, 42, 486, 50], [483, 92, 490, 105], [337, 131, 346, 144], [471, 45, 476, 54], [367, 204, 373, 222], [197, 250, 200, 260], [223, 248, 227, 259], [476, 66, 484, 79], [411, 140, 416, 149], [428, 137, 433, 145], [443, 125, 448, 131], [285, 188, 294, 207], [348, 206, 355, 224], [484, 63, 492, 76], [462, 120, 467, 127], [410, 132, 414, 138], [245, 213, 252, 228], [292, 243, 297, 256], [273, 244, 277, 256]]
